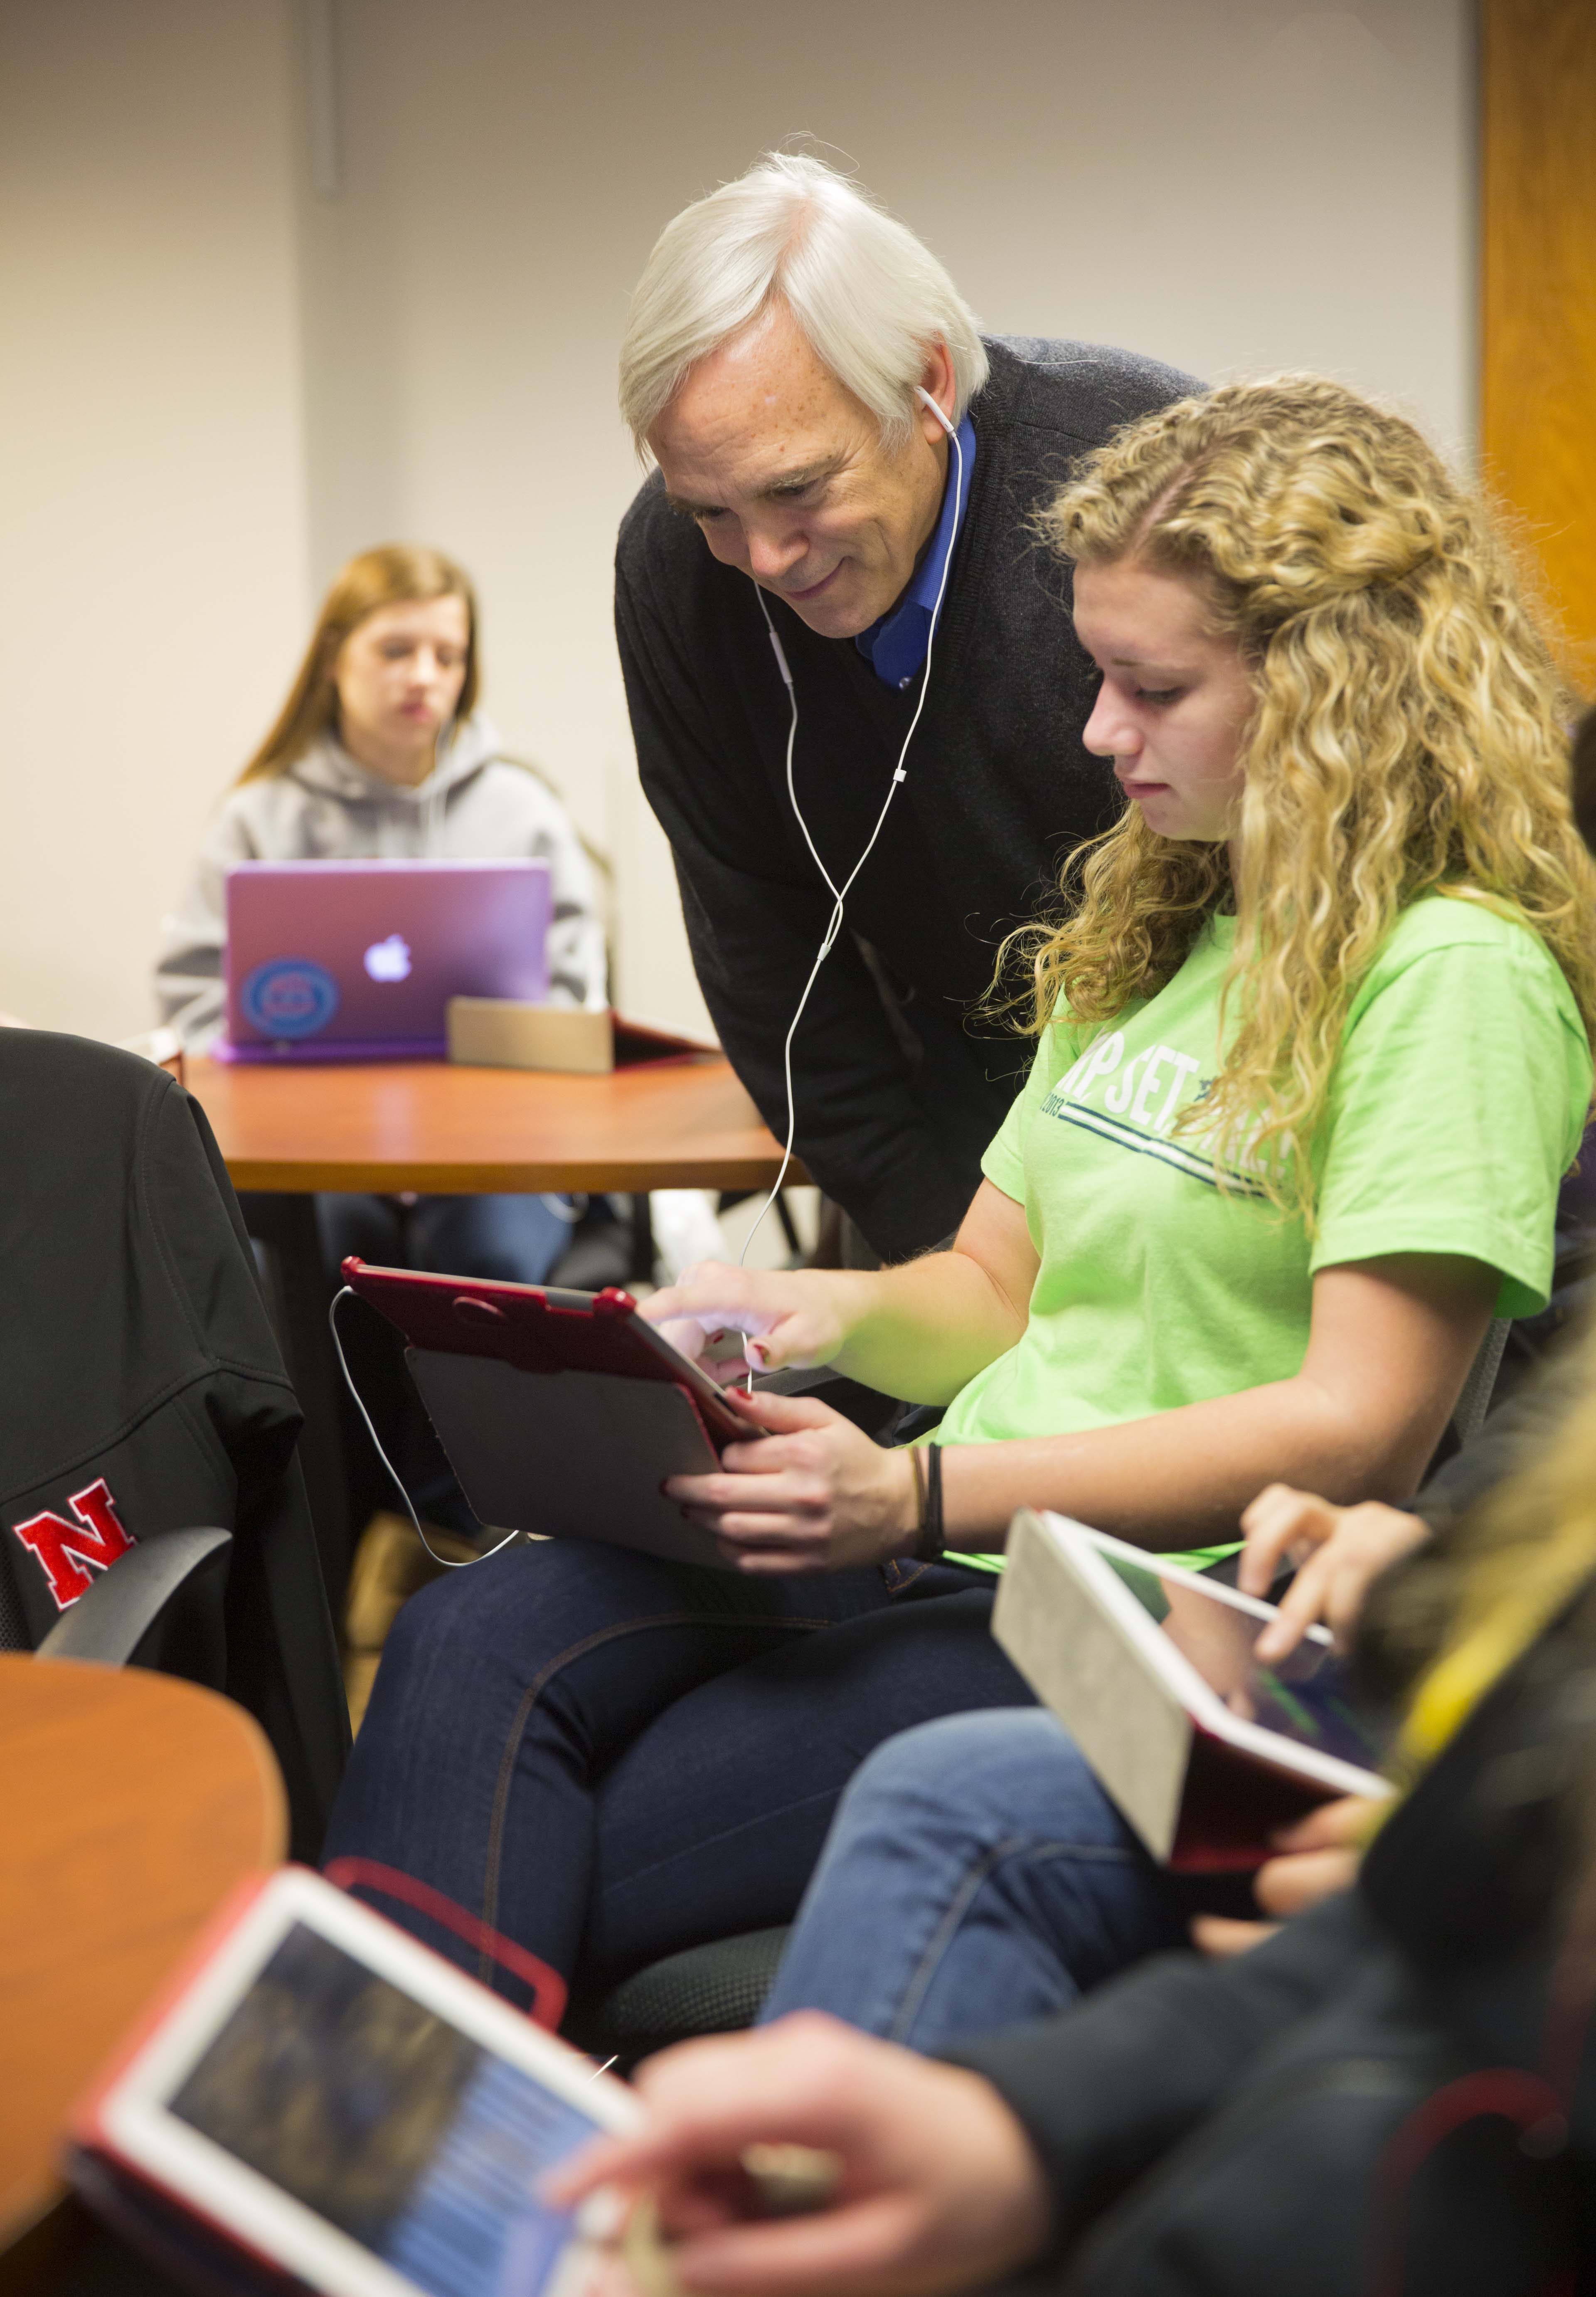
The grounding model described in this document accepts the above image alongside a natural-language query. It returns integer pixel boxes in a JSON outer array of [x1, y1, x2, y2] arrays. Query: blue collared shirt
[[855, 415, 977, 690]]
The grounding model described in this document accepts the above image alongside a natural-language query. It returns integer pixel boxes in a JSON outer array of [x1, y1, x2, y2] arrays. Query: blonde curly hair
[[1017, 374, 1596, 1210]]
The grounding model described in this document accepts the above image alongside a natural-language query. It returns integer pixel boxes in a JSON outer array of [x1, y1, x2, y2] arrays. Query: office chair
[[0, 1030, 350, 1861]]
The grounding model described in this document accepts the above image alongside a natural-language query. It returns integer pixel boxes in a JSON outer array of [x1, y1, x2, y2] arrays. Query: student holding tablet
[[325, 379, 1596, 2011], [549, 1320, 1596, 2297], [155, 542, 606, 1290]]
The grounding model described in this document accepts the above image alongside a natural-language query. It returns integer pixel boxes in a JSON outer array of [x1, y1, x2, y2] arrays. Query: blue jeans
[[322, 1542, 1034, 2007], [761, 1709, 1254, 2053]]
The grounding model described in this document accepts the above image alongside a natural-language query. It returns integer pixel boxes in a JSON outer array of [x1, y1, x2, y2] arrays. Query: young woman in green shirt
[[325, 375, 1596, 2006], [650, 376, 1596, 1572]]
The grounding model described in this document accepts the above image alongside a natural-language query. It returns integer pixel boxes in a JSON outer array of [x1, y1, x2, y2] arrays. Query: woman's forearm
[[830, 1248, 1027, 1403], [651, 1184, 1033, 1403], [937, 1373, 1432, 1552]]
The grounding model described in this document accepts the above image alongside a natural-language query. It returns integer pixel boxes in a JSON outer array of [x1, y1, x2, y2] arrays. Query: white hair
[[618, 153, 989, 456]]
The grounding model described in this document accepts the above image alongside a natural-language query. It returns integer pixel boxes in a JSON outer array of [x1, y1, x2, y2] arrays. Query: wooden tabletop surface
[[0, 1658, 286, 2247], [188, 1053, 802, 1195]]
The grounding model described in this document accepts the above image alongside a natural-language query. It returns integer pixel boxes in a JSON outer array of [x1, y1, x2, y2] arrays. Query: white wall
[[1, 0, 1473, 1041], [0, 0, 311, 1040]]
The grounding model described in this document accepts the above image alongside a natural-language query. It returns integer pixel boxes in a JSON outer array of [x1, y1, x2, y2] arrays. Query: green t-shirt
[[936, 894, 1591, 1573]]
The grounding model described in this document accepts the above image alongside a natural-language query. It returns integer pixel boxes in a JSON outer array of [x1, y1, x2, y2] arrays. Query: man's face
[[649, 301, 952, 640]]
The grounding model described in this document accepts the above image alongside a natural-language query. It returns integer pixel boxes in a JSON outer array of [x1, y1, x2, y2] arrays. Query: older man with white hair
[[617, 154, 1198, 1262]]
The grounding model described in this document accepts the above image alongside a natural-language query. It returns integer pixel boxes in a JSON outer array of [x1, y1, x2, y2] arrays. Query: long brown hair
[[237, 544, 480, 783]]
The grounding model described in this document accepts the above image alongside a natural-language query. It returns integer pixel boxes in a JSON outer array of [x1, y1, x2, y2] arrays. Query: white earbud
[[915, 384, 958, 441]]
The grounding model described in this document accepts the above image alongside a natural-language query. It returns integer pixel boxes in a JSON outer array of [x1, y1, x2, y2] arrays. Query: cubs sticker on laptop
[[240, 957, 342, 1041]]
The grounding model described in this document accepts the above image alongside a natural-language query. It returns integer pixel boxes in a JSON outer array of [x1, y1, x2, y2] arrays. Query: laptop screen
[[223, 859, 551, 1060]]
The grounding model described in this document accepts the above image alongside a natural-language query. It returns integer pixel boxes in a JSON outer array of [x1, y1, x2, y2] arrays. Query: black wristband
[[914, 1443, 944, 1563]]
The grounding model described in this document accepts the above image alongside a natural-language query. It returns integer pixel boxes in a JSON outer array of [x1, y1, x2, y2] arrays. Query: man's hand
[[1191, 1795, 1377, 1959], [666, 1390, 916, 1573], [644, 1263, 866, 1380], [1239, 1484, 1431, 1663], [545, 2013, 1052, 2297]]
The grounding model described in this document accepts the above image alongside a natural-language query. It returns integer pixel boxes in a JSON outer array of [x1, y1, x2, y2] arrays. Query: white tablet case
[[992, 1508, 1386, 1864], [994, 1509, 1195, 1859]]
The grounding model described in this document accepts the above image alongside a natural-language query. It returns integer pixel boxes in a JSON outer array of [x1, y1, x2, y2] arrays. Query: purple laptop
[[220, 859, 552, 1062]]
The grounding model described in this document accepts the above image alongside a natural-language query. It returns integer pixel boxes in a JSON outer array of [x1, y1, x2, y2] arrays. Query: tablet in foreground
[[72, 1866, 638, 2297]]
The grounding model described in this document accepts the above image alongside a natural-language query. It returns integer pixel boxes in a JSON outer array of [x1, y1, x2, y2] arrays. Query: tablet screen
[[168, 1921, 600, 2297], [1103, 1553, 1380, 1772]]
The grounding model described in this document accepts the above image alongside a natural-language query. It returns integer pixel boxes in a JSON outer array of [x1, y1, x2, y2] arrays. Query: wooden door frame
[[1481, 0, 1596, 689]]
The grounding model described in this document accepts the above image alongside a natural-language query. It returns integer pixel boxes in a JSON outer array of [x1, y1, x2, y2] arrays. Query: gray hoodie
[[155, 712, 606, 1048]]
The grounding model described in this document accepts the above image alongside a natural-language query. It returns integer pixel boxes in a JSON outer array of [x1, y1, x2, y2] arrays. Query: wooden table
[[0, 1657, 285, 2270], [189, 1051, 793, 1196], [186, 1056, 799, 1608]]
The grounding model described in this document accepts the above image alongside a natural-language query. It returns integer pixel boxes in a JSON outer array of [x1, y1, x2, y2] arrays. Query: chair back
[[1452, 1318, 1512, 1450], [0, 1031, 348, 1855]]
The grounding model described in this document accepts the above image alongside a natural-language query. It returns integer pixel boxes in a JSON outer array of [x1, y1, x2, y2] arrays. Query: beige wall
[[2, 0, 1473, 1041], [0, 0, 310, 1040], [300, 0, 1475, 1034]]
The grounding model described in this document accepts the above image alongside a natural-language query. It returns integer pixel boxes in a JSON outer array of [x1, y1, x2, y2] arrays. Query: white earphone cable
[[329, 1287, 525, 1568], [738, 398, 964, 1271], [332, 407, 966, 1522]]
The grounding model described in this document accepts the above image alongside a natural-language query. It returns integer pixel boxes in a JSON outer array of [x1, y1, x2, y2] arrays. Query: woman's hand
[[545, 2012, 1053, 2297], [643, 1263, 864, 1380], [1191, 1795, 1377, 1959], [667, 1390, 917, 1574], [1239, 1483, 1431, 1664]]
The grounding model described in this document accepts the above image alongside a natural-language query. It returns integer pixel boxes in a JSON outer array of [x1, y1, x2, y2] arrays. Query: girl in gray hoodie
[[155, 542, 609, 1300]]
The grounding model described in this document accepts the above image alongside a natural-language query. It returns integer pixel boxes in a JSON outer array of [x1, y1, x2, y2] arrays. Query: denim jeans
[[321, 1541, 1033, 2007], [761, 1708, 1255, 2053]]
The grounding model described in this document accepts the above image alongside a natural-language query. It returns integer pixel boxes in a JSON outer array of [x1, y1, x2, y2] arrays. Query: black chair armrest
[[752, 1364, 904, 1441], [36, 1527, 232, 1681]]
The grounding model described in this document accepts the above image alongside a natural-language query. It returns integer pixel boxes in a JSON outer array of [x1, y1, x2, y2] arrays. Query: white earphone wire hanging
[[329, 1287, 524, 1569], [737, 391, 964, 1276], [326, 402, 966, 1512]]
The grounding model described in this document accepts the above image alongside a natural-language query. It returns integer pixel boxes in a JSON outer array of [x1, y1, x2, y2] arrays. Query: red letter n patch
[[11, 1478, 136, 1609]]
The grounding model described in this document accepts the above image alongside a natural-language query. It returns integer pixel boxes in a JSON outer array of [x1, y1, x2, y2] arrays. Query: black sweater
[[615, 337, 1200, 1261]]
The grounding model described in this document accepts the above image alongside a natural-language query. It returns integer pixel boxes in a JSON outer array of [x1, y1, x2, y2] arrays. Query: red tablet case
[[992, 1511, 1385, 1872], [343, 1262, 746, 1567], [70, 1871, 310, 2295]]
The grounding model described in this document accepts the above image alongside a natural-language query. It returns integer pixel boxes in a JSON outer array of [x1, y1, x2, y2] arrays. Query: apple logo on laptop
[[364, 933, 412, 984]]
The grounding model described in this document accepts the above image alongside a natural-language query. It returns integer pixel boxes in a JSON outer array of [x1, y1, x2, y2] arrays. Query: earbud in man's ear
[[914, 384, 957, 441]]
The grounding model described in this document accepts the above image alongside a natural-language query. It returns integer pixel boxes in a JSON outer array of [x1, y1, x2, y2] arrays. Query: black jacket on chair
[[0, 1030, 348, 1857]]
